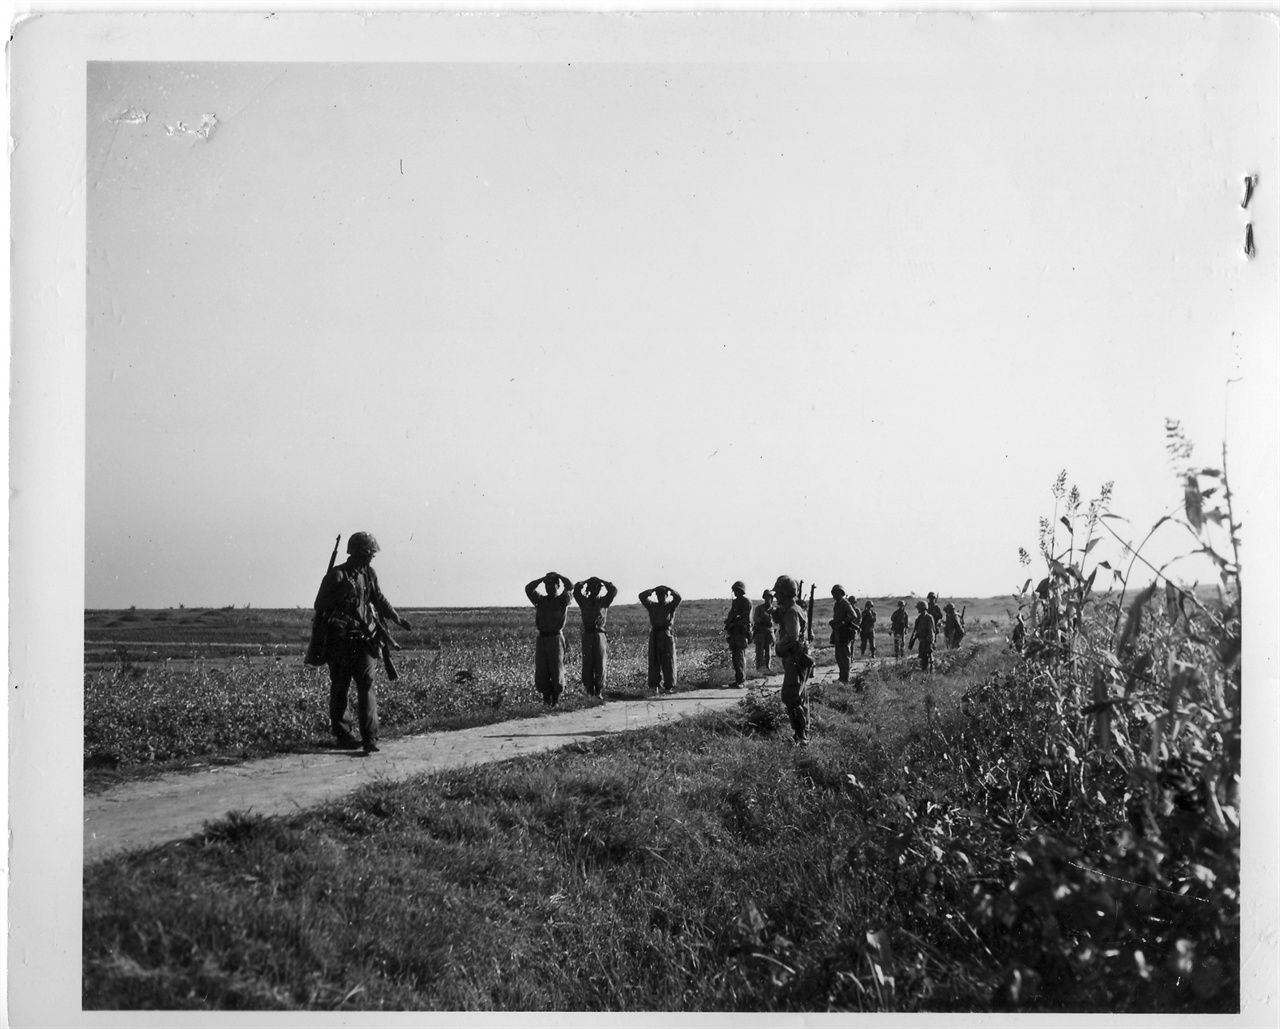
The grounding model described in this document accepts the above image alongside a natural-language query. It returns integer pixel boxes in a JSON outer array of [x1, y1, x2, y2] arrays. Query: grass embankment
[[84, 641, 1234, 1012]]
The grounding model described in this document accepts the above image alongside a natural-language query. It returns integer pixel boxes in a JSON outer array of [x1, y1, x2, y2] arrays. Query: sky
[[83, 16, 1277, 609]]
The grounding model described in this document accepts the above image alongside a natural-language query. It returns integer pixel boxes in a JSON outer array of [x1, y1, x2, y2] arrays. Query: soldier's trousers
[[648, 628, 676, 691], [780, 656, 810, 744], [754, 632, 773, 671], [860, 631, 876, 657], [835, 638, 853, 682], [536, 632, 565, 704], [581, 629, 607, 696], [893, 632, 905, 658], [729, 635, 749, 684], [328, 646, 380, 747], [918, 641, 934, 672]]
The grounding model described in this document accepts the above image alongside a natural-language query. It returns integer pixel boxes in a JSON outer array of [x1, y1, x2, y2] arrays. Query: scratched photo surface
[[16, 11, 1270, 1021]]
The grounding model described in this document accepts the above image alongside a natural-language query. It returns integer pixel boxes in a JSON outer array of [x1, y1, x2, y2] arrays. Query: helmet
[[772, 575, 799, 598], [897, 600, 905, 608], [864, 600, 873, 608], [944, 602, 955, 611], [731, 580, 746, 592], [831, 584, 846, 596], [762, 590, 774, 600], [346, 532, 379, 557], [927, 592, 937, 600], [916, 601, 927, 611]]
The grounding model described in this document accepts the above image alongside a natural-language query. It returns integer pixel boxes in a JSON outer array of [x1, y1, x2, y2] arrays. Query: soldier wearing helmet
[[752, 590, 776, 671], [639, 584, 683, 693], [525, 571, 575, 706], [859, 599, 878, 657], [772, 575, 812, 746], [829, 585, 859, 683], [909, 599, 936, 671], [312, 532, 412, 754], [890, 600, 910, 659], [943, 602, 966, 649], [573, 576, 618, 698], [723, 580, 753, 687], [926, 593, 945, 647]]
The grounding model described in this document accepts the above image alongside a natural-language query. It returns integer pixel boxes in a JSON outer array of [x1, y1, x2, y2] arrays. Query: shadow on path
[[483, 730, 614, 740]]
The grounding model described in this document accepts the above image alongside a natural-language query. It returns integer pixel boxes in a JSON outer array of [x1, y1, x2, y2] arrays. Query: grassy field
[[82, 640, 1236, 1012], [84, 594, 1018, 782], [81, 449, 1243, 1012]]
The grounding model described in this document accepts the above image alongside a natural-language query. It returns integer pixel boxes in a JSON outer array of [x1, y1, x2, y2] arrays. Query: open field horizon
[[85, 595, 1022, 664]]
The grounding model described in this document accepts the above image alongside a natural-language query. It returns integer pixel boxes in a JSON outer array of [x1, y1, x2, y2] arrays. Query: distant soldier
[[829, 585, 860, 683], [1032, 577, 1052, 632], [890, 601, 910, 659], [753, 590, 776, 671], [926, 593, 945, 646], [772, 575, 813, 746], [724, 581, 753, 687], [525, 572, 574, 706], [1011, 611, 1026, 654], [313, 532, 412, 754], [573, 577, 618, 698], [859, 600, 878, 657], [908, 600, 935, 671], [639, 584, 682, 693], [943, 602, 966, 649]]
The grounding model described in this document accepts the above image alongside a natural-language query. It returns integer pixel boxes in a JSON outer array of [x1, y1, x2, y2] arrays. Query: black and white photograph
[[7, 7, 1278, 1022]]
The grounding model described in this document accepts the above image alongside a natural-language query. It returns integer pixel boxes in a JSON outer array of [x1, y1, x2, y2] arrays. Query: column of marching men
[[305, 532, 971, 755], [522, 572, 970, 749]]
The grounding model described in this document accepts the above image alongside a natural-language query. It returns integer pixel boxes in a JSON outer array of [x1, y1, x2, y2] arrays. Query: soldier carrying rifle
[[908, 600, 935, 672], [773, 575, 814, 746], [310, 532, 412, 754], [829, 584, 859, 683], [926, 592, 945, 647]]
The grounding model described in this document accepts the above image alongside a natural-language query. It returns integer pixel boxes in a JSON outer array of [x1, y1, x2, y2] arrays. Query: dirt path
[[84, 663, 868, 864]]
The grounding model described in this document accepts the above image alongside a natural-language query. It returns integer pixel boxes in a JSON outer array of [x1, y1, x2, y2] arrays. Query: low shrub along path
[[84, 661, 869, 863]]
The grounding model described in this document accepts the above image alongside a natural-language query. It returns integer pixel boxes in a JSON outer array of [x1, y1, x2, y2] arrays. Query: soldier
[[859, 599, 878, 657], [829, 585, 860, 683], [1011, 611, 1026, 653], [890, 600, 910, 659], [908, 600, 936, 671], [753, 590, 776, 671], [573, 576, 618, 698], [313, 532, 412, 754], [927, 592, 946, 646], [525, 572, 574, 706], [724, 580, 753, 686], [943, 602, 966, 649], [772, 575, 813, 746], [639, 584, 682, 693]]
